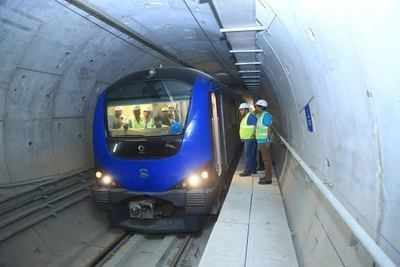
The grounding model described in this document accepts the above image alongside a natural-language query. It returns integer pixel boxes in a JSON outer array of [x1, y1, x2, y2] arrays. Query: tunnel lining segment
[[274, 130, 396, 267], [62, 0, 193, 68]]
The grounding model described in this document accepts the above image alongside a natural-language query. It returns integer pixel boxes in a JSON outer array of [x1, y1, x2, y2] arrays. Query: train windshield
[[106, 79, 191, 137]]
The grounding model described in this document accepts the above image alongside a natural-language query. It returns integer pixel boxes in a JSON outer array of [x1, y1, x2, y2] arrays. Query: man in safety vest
[[143, 106, 155, 128], [254, 99, 273, 184], [108, 106, 124, 129], [238, 103, 258, 176], [128, 105, 145, 129]]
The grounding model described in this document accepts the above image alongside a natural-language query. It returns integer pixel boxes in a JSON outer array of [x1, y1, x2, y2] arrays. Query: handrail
[[275, 131, 396, 267]]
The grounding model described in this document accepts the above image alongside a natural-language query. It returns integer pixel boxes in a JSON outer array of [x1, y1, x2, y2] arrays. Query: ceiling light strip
[[229, 49, 263, 53], [220, 26, 267, 33], [235, 62, 261, 66], [238, 70, 261, 73], [241, 76, 261, 79]]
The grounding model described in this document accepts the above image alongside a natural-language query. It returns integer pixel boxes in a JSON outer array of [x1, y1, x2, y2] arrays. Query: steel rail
[[91, 234, 132, 267]]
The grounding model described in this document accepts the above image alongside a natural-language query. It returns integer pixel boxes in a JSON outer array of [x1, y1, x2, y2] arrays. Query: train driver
[[160, 106, 172, 126], [168, 103, 180, 122]]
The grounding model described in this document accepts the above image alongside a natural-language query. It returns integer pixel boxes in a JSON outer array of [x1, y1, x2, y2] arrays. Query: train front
[[92, 68, 217, 233]]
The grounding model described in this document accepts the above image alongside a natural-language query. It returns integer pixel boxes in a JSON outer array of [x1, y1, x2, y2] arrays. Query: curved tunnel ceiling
[[0, 0, 400, 266]]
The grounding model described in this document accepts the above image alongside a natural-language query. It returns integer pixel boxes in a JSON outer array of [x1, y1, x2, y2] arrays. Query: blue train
[[92, 67, 241, 233]]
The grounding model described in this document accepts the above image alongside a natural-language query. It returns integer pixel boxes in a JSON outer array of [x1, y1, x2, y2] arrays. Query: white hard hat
[[143, 106, 152, 112], [255, 99, 268, 107], [239, 103, 250, 110], [133, 105, 141, 111], [115, 106, 123, 111]]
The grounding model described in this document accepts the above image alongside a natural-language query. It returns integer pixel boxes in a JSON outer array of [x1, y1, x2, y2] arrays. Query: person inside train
[[143, 106, 155, 129], [254, 99, 273, 185], [128, 105, 144, 129], [108, 106, 125, 129], [167, 104, 183, 134], [238, 102, 258, 177], [168, 103, 180, 122], [160, 106, 172, 126]]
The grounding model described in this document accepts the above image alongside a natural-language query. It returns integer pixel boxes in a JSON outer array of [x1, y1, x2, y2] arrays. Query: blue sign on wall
[[304, 104, 314, 132]]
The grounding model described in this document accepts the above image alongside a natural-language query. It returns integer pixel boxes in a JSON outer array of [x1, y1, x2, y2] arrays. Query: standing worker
[[238, 103, 258, 177], [254, 99, 273, 184]]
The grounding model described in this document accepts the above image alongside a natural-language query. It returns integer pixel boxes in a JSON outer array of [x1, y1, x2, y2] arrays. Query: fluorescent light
[[230, 49, 263, 53], [241, 76, 261, 79], [220, 26, 266, 33], [229, 49, 263, 54], [238, 70, 261, 73], [235, 62, 261, 66]]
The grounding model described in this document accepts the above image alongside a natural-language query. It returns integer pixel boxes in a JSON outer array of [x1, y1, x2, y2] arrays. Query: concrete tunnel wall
[[1, 0, 400, 266], [255, 0, 400, 266], [0, 0, 176, 185]]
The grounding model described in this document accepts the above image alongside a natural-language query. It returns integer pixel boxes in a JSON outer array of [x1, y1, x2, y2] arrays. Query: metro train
[[92, 67, 242, 233]]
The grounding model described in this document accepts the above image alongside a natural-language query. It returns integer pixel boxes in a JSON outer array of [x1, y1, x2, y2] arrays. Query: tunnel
[[0, 0, 399, 266]]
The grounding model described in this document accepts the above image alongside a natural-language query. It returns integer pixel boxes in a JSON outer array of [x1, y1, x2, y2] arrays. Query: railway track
[[91, 220, 214, 267], [92, 234, 193, 267], [0, 171, 93, 242]]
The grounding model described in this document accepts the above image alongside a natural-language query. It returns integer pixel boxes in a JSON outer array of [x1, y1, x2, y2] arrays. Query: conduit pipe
[[275, 131, 396, 267]]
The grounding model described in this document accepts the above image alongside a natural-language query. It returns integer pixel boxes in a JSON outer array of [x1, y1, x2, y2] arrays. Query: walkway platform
[[199, 163, 299, 267]]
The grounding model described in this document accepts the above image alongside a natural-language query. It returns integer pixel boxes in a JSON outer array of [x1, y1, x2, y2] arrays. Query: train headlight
[[95, 171, 103, 179], [200, 171, 209, 179], [183, 170, 211, 189], [101, 175, 113, 186], [187, 174, 201, 187]]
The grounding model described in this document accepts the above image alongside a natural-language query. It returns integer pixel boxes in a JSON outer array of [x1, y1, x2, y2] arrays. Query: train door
[[218, 94, 228, 170], [210, 92, 224, 176]]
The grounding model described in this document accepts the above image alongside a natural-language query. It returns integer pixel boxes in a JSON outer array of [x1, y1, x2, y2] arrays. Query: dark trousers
[[244, 139, 257, 173], [257, 150, 264, 170], [258, 143, 273, 180]]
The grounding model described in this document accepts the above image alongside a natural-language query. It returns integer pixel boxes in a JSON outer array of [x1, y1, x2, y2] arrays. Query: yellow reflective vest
[[256, 111, 269, 142], [239, 113, 256, 140], [129, 118, 144, 129]]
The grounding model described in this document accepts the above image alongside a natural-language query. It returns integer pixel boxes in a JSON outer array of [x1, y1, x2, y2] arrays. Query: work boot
[[257, 166, 265, 171], [258, 178, 272, 185], [239, 171, 251, 177]]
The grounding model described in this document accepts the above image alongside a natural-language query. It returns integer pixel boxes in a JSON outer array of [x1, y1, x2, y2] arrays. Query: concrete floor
[[200, 164, 298, 267]]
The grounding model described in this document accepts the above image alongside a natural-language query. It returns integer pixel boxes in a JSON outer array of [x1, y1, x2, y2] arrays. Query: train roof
[[106, 67, 226, 92]]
